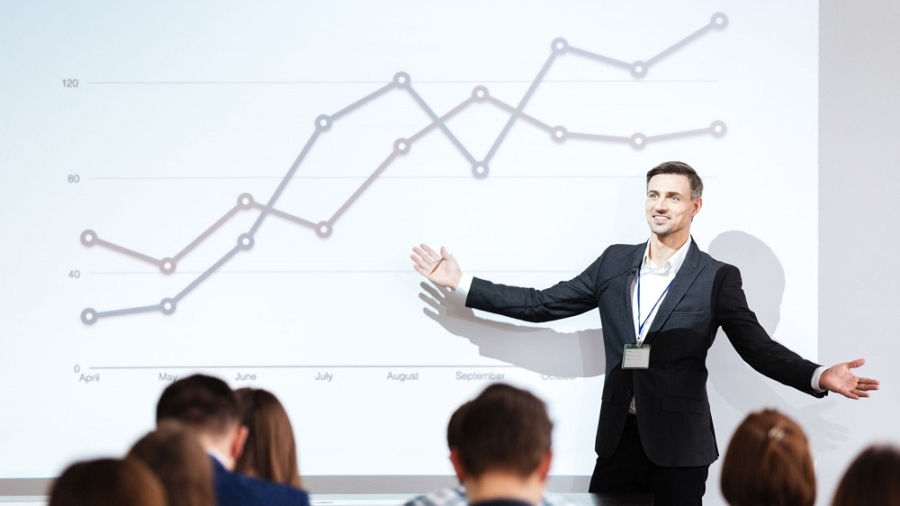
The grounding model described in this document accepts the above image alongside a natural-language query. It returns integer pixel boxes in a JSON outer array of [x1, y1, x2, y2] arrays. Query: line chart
[[80, 13, 728, 325]]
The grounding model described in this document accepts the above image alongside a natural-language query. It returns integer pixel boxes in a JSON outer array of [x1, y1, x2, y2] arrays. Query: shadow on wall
[[418, 281, 605, 377], [707, 230, 847, 452]]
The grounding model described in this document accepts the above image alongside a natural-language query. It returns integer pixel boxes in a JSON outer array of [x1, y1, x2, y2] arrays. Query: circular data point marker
[[630, 61, 647, 78], [551, 126, 568, 143], [160, 257, 176, 274], [551, 38, 568, 53], [160, 298, 176, 315], [315, 114, 332, 132], [81, 308, 98, 325], [81, 230, 97, 247], [472, 162, 490, 179], [630, 133, 647, 149], [472, 86, 490, 101], [710, 120, 727, 137], [237, 193, 255, 209], [393, 72, 411, 88], [315, 221, 333, 238], [711, 13, 728, 29], [394, 138, 410, 155], [237, 233, 255, 250]]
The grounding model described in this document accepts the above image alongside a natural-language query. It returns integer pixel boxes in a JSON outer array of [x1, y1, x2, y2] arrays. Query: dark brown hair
[[446, 401, 472, 450], [127, 421, 215, 506], [156, 374, 239, 435], [235, 388, 302, 488], [832, 444, 900, 506], [49, 458, 167, 506], [456, 383, 552, 478], [646, 161, 703, 199], [720, 409, 815, 506]]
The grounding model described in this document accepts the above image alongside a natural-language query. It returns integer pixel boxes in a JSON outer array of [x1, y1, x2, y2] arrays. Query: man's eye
[[670, 196, 679, 202]]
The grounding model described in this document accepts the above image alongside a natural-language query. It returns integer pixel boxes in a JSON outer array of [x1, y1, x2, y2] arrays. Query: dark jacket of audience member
[[720, 409, 815, 506], [128, 421, 215, 506], [235, 387, 302, 488], [832, 444, 900, 506], [156, 374, 310, 506], [49, 458, 167, 506]]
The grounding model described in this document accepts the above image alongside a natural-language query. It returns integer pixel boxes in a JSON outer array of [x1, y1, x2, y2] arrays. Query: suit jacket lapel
[[645, 240, 706, 341]]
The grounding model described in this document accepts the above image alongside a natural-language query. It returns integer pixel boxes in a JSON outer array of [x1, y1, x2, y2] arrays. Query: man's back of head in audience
[[450, 383, 553, 506], [156, 374, 248, 471]]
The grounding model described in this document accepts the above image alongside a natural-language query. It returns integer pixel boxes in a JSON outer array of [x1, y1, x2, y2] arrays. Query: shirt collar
[[206, 448, 231, 469], [641, 236, 692, 275]]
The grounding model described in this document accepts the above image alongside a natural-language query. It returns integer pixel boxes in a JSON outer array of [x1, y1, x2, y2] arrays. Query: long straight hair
[[235, 388, 302, 488]]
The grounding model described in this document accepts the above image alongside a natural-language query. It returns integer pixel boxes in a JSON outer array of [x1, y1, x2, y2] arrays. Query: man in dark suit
[[411, 161, 879, 506], [156, 374, 310, 506]]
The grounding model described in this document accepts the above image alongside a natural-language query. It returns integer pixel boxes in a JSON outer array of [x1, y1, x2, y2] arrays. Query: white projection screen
[[11, 2, 896, 505]]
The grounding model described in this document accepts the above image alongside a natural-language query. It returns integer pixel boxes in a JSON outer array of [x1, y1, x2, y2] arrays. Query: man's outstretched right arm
[[412, 243, 602, 323]]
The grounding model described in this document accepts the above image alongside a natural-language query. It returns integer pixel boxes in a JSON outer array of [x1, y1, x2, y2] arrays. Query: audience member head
[[49, 458, 167, 506], [832, 444, 900, 506], [127, 421, 215, 506], [156, 374, 247, 470], [234, 387, 302, 488], [450, 383, 553, 503], [720, 409, 815, 506]]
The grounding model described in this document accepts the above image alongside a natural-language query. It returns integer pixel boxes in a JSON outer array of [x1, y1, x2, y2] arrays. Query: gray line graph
[[80, 13, 728, 325]]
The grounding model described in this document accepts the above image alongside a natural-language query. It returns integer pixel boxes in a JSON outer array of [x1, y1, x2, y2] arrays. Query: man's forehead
[[648, 174, 691, 193]]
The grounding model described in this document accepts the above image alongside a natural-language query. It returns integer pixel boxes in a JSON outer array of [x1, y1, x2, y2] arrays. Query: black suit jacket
[[211, 457, 310, 506], [466, 241, 825, 467]]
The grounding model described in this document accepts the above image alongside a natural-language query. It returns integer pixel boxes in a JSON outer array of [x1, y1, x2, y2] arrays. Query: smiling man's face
[[645, 173, 702, 240]]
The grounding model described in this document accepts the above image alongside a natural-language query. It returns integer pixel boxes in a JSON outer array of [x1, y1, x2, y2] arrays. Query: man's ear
[[231, 425, 249, 460], [692, 197, 703, 216], [449, 449, 466, 483], [537, 450, 553, 482]]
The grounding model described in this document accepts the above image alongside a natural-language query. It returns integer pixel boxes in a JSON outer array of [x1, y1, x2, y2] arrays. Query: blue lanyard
[[636, 269, 673, 343]]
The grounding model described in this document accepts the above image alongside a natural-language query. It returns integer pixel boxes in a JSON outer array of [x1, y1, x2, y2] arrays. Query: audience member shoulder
[[212, 456, 310, 506]]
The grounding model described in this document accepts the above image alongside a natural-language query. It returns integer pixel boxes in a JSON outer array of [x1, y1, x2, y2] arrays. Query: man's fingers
[[420, 243, 440, 260], [412, 246, 439, 264], [412, 247, 432, 264], [411, 252, 430, 270], [856, 378, 880, 390], [412, 262, 433, 278], [847, 358, 866, 369]]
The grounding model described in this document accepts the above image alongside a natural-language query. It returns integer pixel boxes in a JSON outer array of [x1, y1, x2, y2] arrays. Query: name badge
[[622, 344, 650, 369]]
